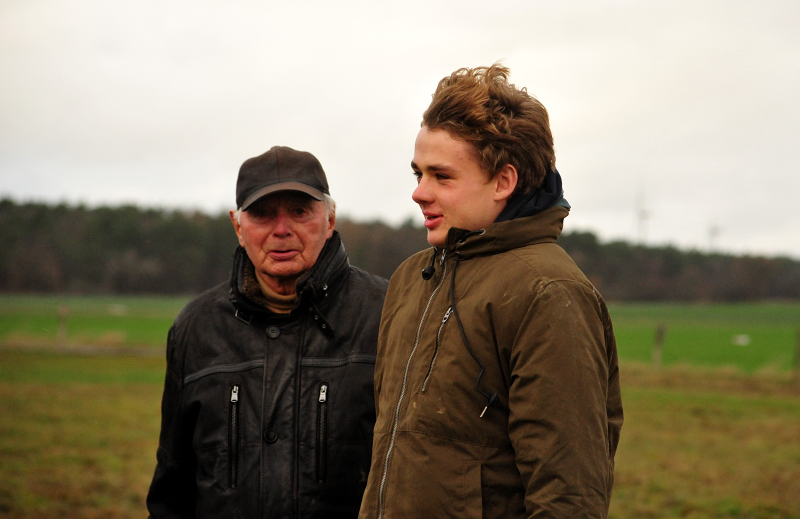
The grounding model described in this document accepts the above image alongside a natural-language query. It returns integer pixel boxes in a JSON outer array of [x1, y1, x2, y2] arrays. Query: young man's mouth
[[423, 213, 443, 229]]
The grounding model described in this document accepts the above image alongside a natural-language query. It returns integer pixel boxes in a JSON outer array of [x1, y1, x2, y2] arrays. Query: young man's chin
[[426, 229, 447, 248]]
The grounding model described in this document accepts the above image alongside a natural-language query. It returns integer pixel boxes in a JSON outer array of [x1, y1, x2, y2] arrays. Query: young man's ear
[[493, 164, 518, 202]]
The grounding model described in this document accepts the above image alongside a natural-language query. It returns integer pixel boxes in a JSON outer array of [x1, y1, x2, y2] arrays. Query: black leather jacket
[[147, 232, 388, 519]]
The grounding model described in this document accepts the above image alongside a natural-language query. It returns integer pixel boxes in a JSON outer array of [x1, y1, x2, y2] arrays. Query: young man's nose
[[412, 177, 433, 205]]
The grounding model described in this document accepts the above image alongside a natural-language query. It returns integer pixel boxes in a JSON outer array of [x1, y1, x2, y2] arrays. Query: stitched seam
[[183, 359, 264, 384], [301, 354, 377, 367]]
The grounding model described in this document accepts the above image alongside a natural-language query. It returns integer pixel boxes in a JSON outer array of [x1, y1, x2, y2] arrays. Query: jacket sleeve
[[507, 280, 615, 519], [146, 327, 197, 519]]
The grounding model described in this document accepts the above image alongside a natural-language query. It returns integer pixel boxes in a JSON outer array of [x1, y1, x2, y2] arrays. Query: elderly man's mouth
[[268, 250, 300, 260]]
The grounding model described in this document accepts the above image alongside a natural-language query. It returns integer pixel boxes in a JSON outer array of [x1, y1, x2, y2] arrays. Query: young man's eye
[[435, 173, 449, 181], [412, 171, 422, 183]]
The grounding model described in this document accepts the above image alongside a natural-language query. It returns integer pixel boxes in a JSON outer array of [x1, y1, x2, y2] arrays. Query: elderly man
[[147, 146, 388, 519], [359, 65, 623, 519]]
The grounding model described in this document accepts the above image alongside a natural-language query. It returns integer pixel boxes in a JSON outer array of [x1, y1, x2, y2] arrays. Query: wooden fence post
[[653, 324, 666, 369], [792, 328, 800, 384], [57, 304, 69, 347]]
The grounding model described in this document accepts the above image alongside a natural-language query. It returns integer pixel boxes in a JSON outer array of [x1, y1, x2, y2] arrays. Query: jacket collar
[[442, 205, 568, 259], [295, 230, 350, 302], [229, 230, 350, 321]]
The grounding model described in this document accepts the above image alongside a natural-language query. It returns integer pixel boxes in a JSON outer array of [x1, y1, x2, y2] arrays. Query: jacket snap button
[[263, 429, 278, 443], [266, 326, 280, 339]]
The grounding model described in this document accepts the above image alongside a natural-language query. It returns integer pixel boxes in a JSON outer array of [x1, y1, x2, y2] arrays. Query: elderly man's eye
[[250, 207, 274, 219]]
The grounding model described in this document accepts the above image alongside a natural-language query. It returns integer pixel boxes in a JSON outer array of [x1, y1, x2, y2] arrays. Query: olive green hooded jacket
[[359, 206, 623, 519]]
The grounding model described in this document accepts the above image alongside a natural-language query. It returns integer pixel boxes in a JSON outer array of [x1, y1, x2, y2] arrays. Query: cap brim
[[240, 181, 325, 210]]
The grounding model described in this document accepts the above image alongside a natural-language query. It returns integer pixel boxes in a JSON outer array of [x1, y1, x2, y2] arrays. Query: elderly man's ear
[[229, 210, 245, 247], [325, 211, 336, 237]]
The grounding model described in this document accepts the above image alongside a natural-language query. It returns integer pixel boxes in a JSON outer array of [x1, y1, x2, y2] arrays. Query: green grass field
[[2, 295, 798, 372], [0, 295, 189, 352], [1, 295, 800, 518], [610, 302, 800, 372]]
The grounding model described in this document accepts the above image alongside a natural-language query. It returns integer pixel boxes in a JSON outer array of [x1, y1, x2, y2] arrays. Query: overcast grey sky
[[2, 0, 799, 258]]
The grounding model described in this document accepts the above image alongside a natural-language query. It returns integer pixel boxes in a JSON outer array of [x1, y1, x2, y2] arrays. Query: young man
[[359, 65, 623, 518], [147, 146, 388, 518]]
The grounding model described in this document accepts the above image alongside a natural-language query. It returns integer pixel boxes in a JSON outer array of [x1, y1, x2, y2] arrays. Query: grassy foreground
[[612, 364, 800, 519], [1, 351, 799, 519], [0, 352, 164, 519]]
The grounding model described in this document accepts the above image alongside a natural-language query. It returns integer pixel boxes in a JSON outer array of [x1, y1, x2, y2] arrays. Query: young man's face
[[412, 126, 515, 247]]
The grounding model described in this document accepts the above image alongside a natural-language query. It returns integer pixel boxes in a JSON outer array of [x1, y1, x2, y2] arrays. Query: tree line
[[1, 198, 799, 301]]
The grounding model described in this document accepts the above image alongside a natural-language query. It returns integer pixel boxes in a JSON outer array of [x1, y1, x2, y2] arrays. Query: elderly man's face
[[231, 191, 334, 294]]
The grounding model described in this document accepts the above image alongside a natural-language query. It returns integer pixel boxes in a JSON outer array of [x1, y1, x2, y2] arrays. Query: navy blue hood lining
[[495, 169, 569, 223]]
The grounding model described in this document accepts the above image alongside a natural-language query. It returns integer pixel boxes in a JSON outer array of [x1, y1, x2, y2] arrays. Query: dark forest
[[2, 198, 799, 301]]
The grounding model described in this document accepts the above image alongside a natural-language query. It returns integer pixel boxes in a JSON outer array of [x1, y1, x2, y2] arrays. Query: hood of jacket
[[494, 168, 570, 223]]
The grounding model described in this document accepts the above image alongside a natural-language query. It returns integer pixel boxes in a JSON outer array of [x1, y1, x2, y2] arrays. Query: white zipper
[[377, 250, 447, 518]]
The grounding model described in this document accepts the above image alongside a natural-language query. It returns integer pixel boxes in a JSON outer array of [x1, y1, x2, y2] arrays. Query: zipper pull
[[440, 249, 447, 265], [231, 385, 239, 403], [319, 384, 328, 403], [442, 307, 452, 323]]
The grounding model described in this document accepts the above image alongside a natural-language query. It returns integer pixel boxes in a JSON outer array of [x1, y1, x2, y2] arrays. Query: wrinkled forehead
[[245, 190, 319, 212]]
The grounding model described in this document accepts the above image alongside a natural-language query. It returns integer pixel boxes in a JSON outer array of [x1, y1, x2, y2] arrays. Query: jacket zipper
[[377, 250, 448, 519], [228, 385, 240, 489], [421, 307, 452, 392], [292, 330, 303, 519], [316, 383, 328, 484]]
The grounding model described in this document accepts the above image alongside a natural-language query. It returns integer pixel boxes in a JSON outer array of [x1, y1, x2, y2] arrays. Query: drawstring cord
[[449, 253, 499, 418]]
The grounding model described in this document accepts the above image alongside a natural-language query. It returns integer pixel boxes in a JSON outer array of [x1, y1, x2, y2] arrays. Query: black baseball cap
[[236, 146, 330, 210]]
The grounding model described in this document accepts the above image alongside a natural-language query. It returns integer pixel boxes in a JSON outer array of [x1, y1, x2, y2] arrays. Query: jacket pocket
[[316, 382, 328, 484], [228, 385, 240, 488], [422, 307, 452, 392]]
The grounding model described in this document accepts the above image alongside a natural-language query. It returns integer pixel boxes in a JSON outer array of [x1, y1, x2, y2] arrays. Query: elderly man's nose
[[272, 212, 291, 235]]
